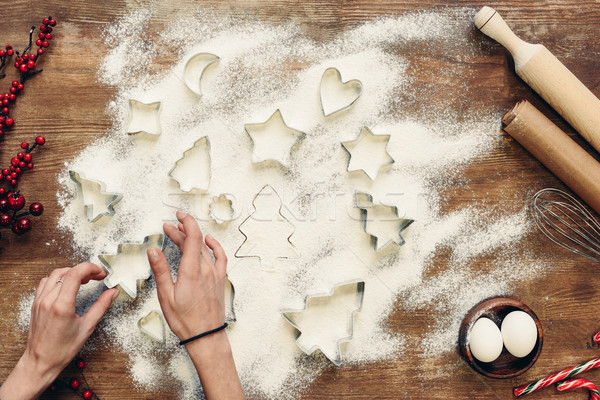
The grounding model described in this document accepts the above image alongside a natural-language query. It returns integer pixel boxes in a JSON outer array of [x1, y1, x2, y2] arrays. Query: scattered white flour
[[16, 5, 552, 399]]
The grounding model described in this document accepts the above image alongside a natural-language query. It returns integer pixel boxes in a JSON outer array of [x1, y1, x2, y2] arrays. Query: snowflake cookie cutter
[[320, 67, 363, 116], [209, 194, 235, 224], [100, 233, 165, 298], [281, 280, 365, 366], [235, 184, 300, 269], [168, 136, 212, 192], [244, 110, 306, 168], [126, 99, 162, 136], [183, 52, 220, 96], [69, 170, 123, 223], [355, 191, 414, 251], [342, 126, 394, 180], [138, 310, 166, 343]]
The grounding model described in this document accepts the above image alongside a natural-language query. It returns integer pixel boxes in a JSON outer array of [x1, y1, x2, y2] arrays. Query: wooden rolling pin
[[474, 7, 600, 153]]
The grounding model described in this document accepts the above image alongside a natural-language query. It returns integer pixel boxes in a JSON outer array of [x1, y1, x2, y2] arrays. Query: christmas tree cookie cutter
[[100, 233, 165, 298], [209, 194, 235, 224], [244, 110, 306, 168], [167, 136, 212, 192], [342, 126, 394, 180], [69, 170, 123, 223], [183, 52, 220, 96], [126, 99, 162, 136], [234, 184, 299, 269], [320, 67, 363, 117], [281, 280, 365, 366], [138, 310, 166, 343], [355, 191, 414, 251]]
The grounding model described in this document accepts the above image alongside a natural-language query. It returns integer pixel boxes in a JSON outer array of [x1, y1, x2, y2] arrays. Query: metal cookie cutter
[[282, 280, 365, 366], [320, 67, 363, 116], [126, 99, 162, 136], [244, 110, 306, 168], [138, 310, 166, 343], [356, 191, 414, 251], [100, 233, 165, 298], [224, 276, 236, 323], [183, 52, 220, 96], [209, 194, 235, 225], [342, 126, 394, 180], [168, 136, 212, 192], [69, 170, 123, 223], [235, 184, 300, 269]]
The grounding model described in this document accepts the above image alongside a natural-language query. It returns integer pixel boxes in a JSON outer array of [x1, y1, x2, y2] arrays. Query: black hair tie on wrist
[[179, 323, 228, 346]]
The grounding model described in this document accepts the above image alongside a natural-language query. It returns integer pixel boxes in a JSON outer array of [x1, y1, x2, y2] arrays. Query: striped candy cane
[[557, 379, 600, 400]]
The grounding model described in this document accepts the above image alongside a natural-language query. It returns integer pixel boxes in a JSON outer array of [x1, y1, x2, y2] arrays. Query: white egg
[[501, 311, 538, 358], [469, 317, 504, 363]]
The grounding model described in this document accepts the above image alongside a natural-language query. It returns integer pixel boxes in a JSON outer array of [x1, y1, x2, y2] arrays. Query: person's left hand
[[0, 263, 118, 400]]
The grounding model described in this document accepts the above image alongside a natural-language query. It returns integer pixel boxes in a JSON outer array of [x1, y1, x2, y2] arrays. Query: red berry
[[0, 188, 4, 195], [0, 116, 4, 123], [9, 166, 14, 172], [18, 161, 25, 168], [21, 142, 28, 149], [5, 175, 11, 182], [10, 172, 17, 179], [40, 25, 47, 32], [70, 378, 80, 389], [19, 64, 29, 73], [36, 136, 45, 145], [42, 18, 50, 25], [7, 192, 25, 211], [2, 99, 8, 106], [82, 390, 92, 400], [27, 163, 33, 169], [15, 57, 23, 64], [42, 41, 49, 48], [22, 54, 29, 60], [35, 39, 42, 47], [17, 152, 23, 160], [7, 49, 13, 56], [0, 213, 12, 227], [2, 169, 8, 176], [10, 157, 19, 167], [50, 19, 56, 26], [8, 94, 15, 101], [27, 60, 35, 69], [77, 359, 86, 369], [0, 199, 7, 211], [17, 83, 23, 90], [24, 153, 32, 162], [0, 130, 3, 136], [5, 118, 13, 126], [11, 221, 21, 234], [46, 27, 53, 33], [45, 33, 52, 40], [0, 50, 5, 57], [2, 107, 9, 115], [9, 87, 16, 94], [10, 179, 17, 186], [38, 32, 45, 39], [37, 48, 43, 55], [17, 218, 31, 232], [15, 168, 21, 174]]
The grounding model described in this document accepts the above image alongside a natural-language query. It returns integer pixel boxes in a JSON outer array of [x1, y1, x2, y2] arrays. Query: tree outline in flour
[[235, 184, 299, 269]]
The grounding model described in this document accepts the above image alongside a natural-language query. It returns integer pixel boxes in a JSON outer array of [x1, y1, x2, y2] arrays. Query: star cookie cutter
[[244, 110, 306, 168], [235, 185, 300, 269], [138, 310, 166, 343], [168, 136, 212, 192], [126, 99, 162, 136], [100, 233, 165, 298], [355, 191, 414, 251], [281, 280, 365, 366], [183, 52, 220, 96], [342, 126, 394, 180], [320, 67, 363, 116], [209, 194, 235, 224], [69, 170, 123, 223]]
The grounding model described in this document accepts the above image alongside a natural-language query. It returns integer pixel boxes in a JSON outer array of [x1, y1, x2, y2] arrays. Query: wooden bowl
[[458, 297, 543, 379]]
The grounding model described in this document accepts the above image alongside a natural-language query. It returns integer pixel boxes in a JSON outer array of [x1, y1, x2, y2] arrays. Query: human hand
[[0, 263, 118, 400], [147, 210, 228, 341]]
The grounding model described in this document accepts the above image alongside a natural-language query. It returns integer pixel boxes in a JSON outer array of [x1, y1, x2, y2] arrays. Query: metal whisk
[[531, 188, 600, 263]]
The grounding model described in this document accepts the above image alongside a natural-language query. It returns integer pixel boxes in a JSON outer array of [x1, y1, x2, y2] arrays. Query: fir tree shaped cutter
[[235, 185, 299, 269]]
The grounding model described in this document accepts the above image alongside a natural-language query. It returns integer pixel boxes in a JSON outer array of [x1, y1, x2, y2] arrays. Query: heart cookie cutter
[[320, 67, 363, 116], [138, 310, 166, 343], [69, 170, 123, 223], [281, 280, 365, 366]]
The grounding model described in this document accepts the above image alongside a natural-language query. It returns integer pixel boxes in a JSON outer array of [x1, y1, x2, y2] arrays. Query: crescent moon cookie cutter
[[126, 99, 162, 136], [167, 136, 212, 192], [281, 280, 365, 366], [183, 52, 220, 96], [100, 233, 166, 299], [320, 67, 363, 117], [69, 170, 123, 223], [355, 191, 414, 251]]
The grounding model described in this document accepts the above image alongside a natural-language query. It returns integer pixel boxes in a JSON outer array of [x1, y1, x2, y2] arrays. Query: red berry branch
[[0, 17, 56, 237], [49, 357, 102, 400]]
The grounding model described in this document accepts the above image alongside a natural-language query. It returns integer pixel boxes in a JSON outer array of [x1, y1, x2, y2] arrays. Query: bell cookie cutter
[[100, 233, 166, 298], [138, 310, 166, 343], [320, 67, 363, 116], [355, 191, 414, 251], [209, 194, 235, 225], [126, 99, 162, 136], [69, 170, 123, 223], [281, 280, 365, 366], [183, 52, 220, 96], [342, 126, 394, 180], [244, 109, 306, 168], [168, 136, 212, 192], [235, 184, 299, 269]]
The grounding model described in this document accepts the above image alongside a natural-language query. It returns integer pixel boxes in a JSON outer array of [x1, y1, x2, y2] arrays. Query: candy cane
[[593, 330, 600, 344], [557, 379, 600, 400]]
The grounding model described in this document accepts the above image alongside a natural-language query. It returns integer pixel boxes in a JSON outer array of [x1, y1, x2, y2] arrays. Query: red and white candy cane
[[514, 330, 600, 397], [557, 379, 600, 400]]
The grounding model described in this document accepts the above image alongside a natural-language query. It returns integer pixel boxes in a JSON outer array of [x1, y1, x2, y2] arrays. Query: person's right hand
[[146, 210, 228, 340]]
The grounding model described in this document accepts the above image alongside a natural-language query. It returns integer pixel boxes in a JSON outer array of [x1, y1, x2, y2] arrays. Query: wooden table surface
[[1, 0, 600, 399]]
